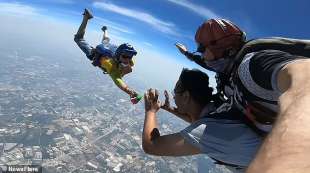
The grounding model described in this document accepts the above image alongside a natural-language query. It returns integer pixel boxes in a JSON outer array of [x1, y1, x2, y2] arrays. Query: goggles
[[196, 43, 206, 53], [121, 54, 133, 59]]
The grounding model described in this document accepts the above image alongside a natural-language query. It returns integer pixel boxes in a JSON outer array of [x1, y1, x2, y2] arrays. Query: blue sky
[[2, 0, 309, 61], [0, 0, 309, 90]]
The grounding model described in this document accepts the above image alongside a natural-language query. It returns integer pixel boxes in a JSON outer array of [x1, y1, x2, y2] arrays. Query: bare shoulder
[[282, 58, 310, 70]]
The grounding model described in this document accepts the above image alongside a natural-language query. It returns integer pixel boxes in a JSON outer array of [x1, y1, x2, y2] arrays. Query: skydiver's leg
[[74, 9, 94, 60], [75, 9, 93, 39]]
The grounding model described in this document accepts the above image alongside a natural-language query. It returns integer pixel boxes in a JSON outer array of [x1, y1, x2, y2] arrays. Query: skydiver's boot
[[101, 26, 110, 44], [75, 9, 93, 40], [83, 8, 93, 19]]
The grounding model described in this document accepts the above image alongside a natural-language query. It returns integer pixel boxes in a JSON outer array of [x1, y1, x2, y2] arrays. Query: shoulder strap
[[228, 36, 310, 114], [237, 52, 280, 102], [233, 37, 310, 68]]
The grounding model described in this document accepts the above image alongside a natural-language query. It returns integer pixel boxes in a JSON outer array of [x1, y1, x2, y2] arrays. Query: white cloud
[[0, 2, 41, 16], [93, 2, 180, 36], [95, 16, 135, 35], [47, 0, 75, 4], [142, 42, 153, 47], [0, 2, 132, 45], [167, 0, 220, 19]]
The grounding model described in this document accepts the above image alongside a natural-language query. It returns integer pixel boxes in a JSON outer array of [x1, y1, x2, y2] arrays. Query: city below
[[0, 50, 199, 173]]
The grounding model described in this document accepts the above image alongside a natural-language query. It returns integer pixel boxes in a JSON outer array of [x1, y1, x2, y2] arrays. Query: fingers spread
[[144, 92, 148, 99], [150, 89, 157, 103], [146, 88, 156, 103], [164, 90, 169, 99], [155, 89, 159, 102], [144, 92, 149, 104]]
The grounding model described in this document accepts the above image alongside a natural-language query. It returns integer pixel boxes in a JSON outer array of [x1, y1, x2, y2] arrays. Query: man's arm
[[100, 58, 137, 97], [175, 43, 213, 70], [113, 77, 136, 97], [184, 52, 213, 70], [247, 59, 310, 173], [163, 107, 192, 123], [161, 90, 192, 123], [143, 89, 200, 156]]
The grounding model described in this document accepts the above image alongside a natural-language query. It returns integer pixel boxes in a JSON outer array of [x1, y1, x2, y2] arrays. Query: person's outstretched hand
[[161, 90, 173, 111], [131, 94, 143, 104], [128, 89, 138, 98], [175, 43, 195, 61], [175, 43, 188, 55], [145, 88, 161, 113]]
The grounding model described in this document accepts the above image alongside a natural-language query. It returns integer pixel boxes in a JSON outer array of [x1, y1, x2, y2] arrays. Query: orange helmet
[[195, 19, 245, 59]]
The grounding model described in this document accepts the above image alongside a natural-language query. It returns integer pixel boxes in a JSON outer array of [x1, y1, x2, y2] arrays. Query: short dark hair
[[179, 68, 213, 106]]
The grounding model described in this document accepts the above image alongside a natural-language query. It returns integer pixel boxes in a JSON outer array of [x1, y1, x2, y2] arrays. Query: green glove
[[131, 94, 143, 104]]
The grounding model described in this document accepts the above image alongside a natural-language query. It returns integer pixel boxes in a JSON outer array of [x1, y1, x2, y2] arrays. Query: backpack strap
[[228, 37, 310, 76], [237, 53, 281, 102], [221, 37, 310, 129]]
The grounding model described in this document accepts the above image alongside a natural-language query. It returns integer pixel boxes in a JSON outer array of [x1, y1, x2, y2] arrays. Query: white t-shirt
[[180, 106, 263, 168]]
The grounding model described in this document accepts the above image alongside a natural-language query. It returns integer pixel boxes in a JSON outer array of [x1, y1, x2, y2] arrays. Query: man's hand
[[128, 88, 138, 98], [175, 43, 195, 61], [175, 43, 188, 55], [145, 88, 161, 113], [161, 90, 173, 111]]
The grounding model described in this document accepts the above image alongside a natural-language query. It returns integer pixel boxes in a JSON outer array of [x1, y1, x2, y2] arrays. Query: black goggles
[[173, 80, 186, 95], [173, 87, 185, 95], [196, 44, 206, 53], [121, 54, 133, 59]]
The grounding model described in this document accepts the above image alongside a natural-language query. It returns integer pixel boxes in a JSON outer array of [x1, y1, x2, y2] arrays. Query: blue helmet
[[115, 43, 137, 58], [95, 44, 113, 57]]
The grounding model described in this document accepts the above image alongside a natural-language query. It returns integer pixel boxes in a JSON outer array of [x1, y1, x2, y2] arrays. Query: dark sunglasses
[[173, 82, 186, 95], [173, 88, 181, 94], [196, 44, 206, 53], [121, 54, 133, 59]]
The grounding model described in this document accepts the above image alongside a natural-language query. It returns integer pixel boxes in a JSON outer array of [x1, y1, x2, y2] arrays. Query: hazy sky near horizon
[[0, 0, 309, 91]]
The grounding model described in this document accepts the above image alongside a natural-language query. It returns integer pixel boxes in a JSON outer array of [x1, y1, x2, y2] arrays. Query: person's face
[[196, 44, 216, 62], [202, 47, 216, 62], [173, 80, 189, 114], [119, 54, 132, 65]]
